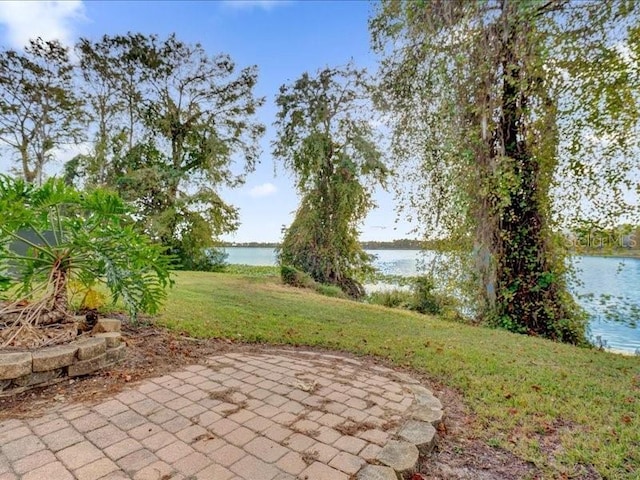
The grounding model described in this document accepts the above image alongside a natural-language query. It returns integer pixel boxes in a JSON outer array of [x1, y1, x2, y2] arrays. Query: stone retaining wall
[[0, 319, 125, 396]]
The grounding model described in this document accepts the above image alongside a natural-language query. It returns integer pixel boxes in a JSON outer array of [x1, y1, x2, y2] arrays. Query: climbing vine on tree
[[371, 0, 639, 343], [273, 64, 387, 298]]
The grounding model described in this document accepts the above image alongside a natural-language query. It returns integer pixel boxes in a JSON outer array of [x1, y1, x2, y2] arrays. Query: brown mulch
[[0, 322, 542, 479]]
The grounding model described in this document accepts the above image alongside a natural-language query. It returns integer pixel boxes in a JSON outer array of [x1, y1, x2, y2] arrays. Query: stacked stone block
[[0, 319, 125, 395]]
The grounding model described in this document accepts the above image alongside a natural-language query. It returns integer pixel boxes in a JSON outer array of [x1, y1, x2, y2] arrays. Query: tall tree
[[64, 36, 137, 188], [69, 34, 265, 270], [273, 65, 387, 298], [0, 38, 85, 184], [371, 1, 639, 343]]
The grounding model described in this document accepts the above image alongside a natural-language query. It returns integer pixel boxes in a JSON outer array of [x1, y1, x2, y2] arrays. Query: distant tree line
[[221, 230, 640, 254], [360, 239, 422, 250], [222, 239, 423, 250]]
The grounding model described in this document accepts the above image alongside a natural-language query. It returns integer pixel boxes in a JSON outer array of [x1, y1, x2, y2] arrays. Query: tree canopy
[[67, 33, 265, 270], [273, 64, 387, 298], [371, 0, 639, 342], [0, 38, 85, 184]]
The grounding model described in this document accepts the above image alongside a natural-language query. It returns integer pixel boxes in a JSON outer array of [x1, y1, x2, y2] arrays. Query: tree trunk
[[20, 145, 36, 184], [490, 14, 578, 342], [38, 261, 70, 326]]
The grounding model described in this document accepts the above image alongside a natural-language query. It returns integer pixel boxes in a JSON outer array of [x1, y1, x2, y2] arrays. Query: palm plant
[[0, 175, 173, 348]]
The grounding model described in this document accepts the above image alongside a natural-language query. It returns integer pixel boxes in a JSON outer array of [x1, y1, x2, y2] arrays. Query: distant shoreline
[[221, 243, 640, 257], [222, 240, 424, 250], [574, 250, 640, 260], [605, 347, 638, 357]]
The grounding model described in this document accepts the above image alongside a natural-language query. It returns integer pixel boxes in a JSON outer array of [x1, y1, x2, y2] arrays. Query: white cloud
[[248, 182, 278, 198], [0, 1, 85, 49], [50, 141, 91, 164], [221, 0, 290, 11]]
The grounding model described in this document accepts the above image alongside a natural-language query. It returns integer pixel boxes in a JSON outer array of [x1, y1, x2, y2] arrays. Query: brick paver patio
[[0, 350, 440, 479]]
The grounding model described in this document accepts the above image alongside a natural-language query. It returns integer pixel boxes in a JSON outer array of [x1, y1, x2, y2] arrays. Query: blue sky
[[0, 0, 414, 242]]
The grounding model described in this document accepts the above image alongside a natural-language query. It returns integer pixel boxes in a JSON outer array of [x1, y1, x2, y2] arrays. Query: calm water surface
[[225, 247, 640, 353]]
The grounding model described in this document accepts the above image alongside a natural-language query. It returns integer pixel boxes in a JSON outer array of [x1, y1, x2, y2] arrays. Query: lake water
[[224, 247, 640, 354]]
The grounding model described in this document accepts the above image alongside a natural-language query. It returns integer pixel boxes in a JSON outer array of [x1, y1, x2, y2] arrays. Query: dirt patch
[[0, 321, 543, 479], [0, 320, 235, 418], [407, 373, 540, 480]]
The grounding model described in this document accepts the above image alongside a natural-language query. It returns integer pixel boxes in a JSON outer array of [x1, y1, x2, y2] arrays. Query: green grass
[[158, 270, 640, 479], [220, 264, 279, 276]]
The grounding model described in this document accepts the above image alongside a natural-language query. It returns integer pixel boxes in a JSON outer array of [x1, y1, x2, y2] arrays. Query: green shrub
[[367, 275, 456, 316], [203, 248, 228, 272], [367, 289, 414, 309], [0, 176, 173, 323], [281, 265, 349, 299], [412, 275, 445, 314], [314, 283, 347, 298], [280, 265, 316, 289]]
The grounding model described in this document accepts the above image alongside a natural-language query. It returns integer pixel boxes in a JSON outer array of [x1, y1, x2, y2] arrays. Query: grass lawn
[[158, 269, 640, 479]]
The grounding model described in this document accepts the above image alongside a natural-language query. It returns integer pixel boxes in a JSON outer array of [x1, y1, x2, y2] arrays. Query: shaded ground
[[0, 321, 541, 479]]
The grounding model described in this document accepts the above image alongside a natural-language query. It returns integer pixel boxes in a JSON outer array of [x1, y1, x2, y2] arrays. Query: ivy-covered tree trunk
[[490, 20, 575, 341], [371, 0, 639, 343]]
